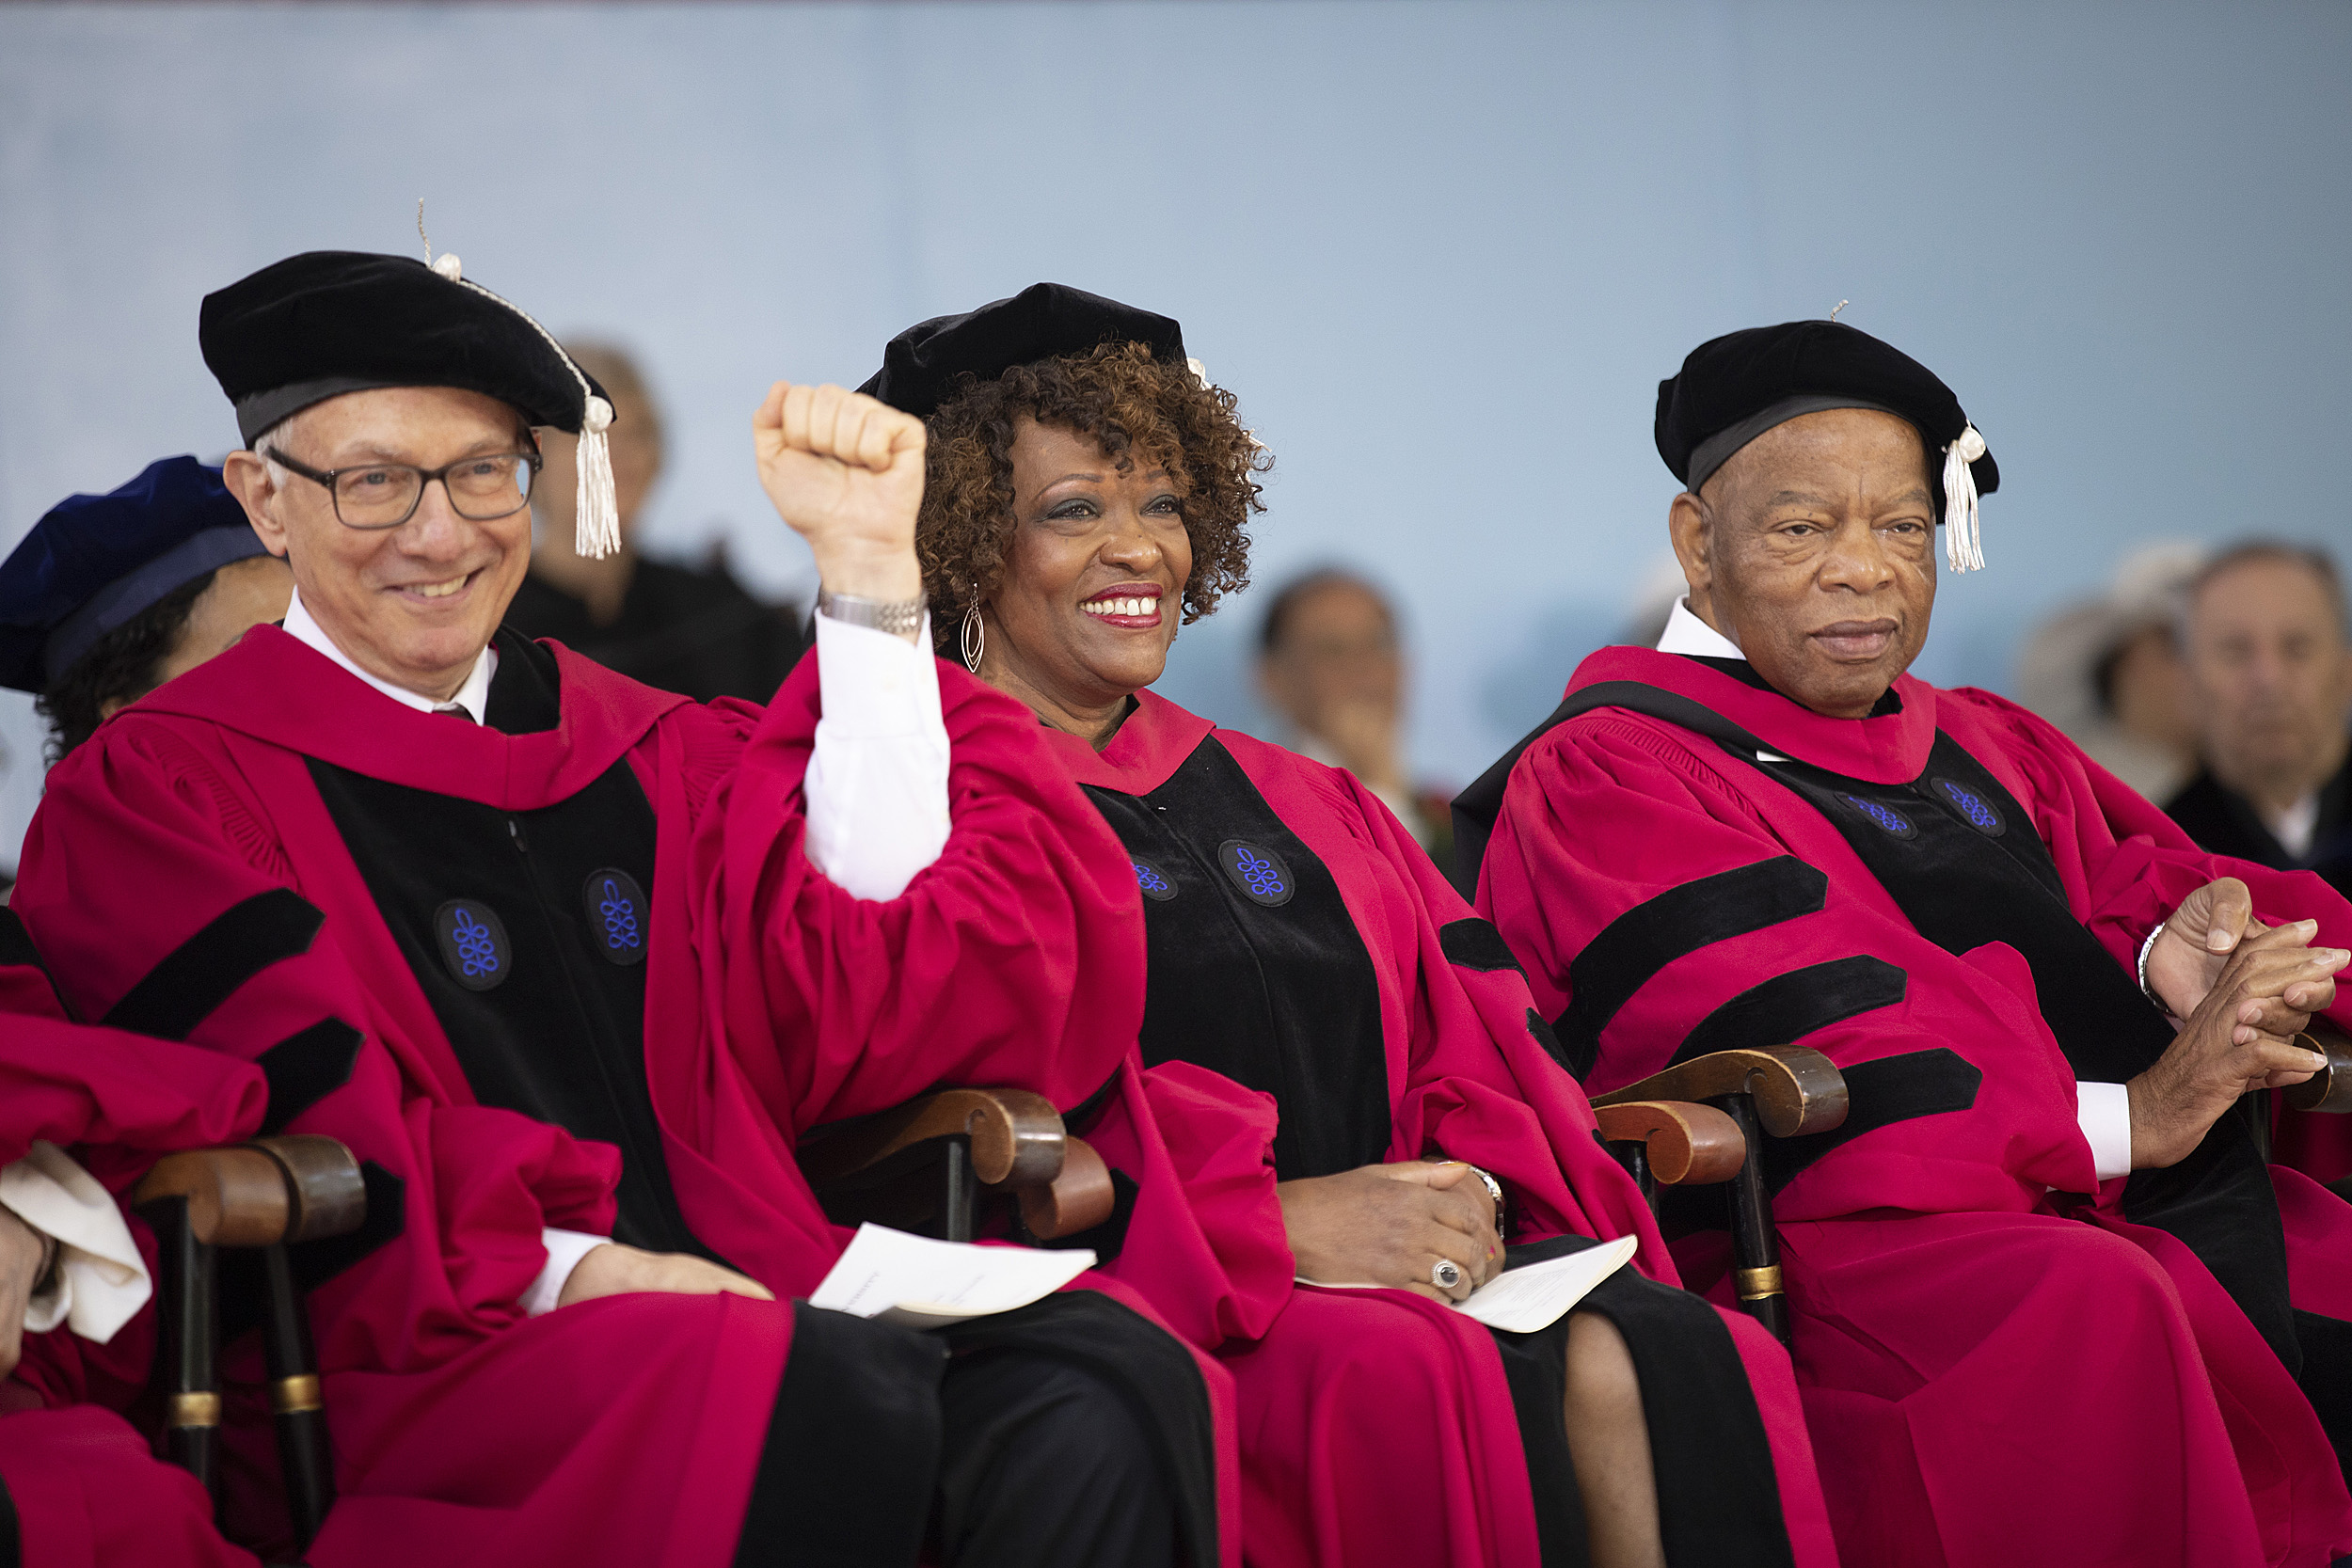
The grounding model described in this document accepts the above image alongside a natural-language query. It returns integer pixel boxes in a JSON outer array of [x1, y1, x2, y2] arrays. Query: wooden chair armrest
[[798, 1087, 1066, 1190], [1591, 1046, 1849, 1138], [131, 1135, 365, 1249], [2284, 1019, 2352, 1114], [1593, 1101, 1746, 1185], [1019, 1136, 1116, 1240]]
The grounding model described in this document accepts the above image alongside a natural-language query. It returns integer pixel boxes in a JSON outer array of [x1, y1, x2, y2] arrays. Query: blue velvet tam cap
[[0, 456, 266, 693]]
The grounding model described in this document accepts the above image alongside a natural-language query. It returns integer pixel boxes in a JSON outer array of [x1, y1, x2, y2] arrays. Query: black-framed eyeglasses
[[267, 448, 543, 531]]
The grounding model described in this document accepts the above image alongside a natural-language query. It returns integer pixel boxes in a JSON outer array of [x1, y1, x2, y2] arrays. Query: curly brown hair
[[915, 341, 1270, 653]]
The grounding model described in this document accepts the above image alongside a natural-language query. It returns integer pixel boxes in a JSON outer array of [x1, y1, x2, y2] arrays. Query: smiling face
[[1668, 407, 1938, 719], [979, 417, 1192, 738], [222, 386, 536, 702]]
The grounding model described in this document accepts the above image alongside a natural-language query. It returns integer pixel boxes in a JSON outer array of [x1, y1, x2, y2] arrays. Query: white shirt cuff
[[2077, 1081, 2135, 1183], [521, 1227, 609, 1317], [1, 1143, 150, 1343], [803, 610, 952, 902]]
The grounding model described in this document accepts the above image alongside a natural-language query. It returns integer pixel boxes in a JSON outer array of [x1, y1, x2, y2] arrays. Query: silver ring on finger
[[1431, 1258, 1464, 1292]]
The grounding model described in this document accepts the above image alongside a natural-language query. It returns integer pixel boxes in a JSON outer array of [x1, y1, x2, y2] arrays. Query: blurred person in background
[[1257, 568, 1454, 863], [2168, 542, 2352, 895], [0, 458, 291, 766], [506, 341, 808, 702], [2012, 543, 2202, 801]]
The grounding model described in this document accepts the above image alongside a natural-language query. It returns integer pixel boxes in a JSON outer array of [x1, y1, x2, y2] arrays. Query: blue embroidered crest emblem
[[1837, 795, 1917, 840], [433, 899, 512, 990], [1931, 778, 2006, 836], [1131, 859, 1178, 902], [581, 868, 650, 965], [1217, 840, 1296, 907]]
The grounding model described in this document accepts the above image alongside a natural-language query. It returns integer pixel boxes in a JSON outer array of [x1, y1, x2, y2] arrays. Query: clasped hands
[[1278, 1161, 1502, 1305], [2129, 877, 2351, 1170]]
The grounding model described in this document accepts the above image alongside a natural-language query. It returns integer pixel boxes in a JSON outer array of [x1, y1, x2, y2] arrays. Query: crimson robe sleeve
[[15, 721, 625, 1373], [1479, 709, 2102, 1221], [1, 1017, 266, 1413], [675, 654, 1162, 1134], [1319, 765, 1678, 1272]]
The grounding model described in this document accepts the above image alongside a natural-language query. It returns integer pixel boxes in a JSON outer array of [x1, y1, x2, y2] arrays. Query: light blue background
[[3, 1, 2347, 871]]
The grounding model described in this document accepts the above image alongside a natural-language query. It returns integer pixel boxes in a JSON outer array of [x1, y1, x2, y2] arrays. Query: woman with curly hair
[[863, 285, 1836, 1568]]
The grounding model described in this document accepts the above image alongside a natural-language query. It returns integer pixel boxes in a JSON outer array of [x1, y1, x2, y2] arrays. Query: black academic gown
[[502, 556, 807, 703]]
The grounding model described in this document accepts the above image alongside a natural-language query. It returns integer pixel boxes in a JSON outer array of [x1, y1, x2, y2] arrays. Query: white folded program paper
[[808, 1223, 1098, 1331], [1299, 1234, 1640, 1335]]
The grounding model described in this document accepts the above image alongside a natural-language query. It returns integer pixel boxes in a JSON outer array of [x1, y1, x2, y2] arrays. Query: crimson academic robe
[[0, 911, 266, 1568], [11, 624, 1232, 1568], [1464, 644, 2352, 1568], [1038, 689, 1837, 1568]]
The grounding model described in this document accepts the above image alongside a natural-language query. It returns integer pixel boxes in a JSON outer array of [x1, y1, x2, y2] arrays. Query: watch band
[[815, 587, 928, 639], [2137, 924, 2169, 1013]]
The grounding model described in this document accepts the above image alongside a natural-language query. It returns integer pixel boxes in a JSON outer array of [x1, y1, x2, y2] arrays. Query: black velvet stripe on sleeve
[[102, 888, 325, 1040], [1669, 956, 1908, 1067], [256, 1018, 366, 1135], [0, 908, 75, 1021], [0, 1465, 18, 1568], [735, 1302, 946, 1568], [1525, 1010, 1576, 1075], [935, 1291, 1221, 1568], [1758, 1049, 1982, 1195], [1553, 858, 1828, 1079], [1438, 917, 1525, 974], [1487, 1235, 1795, 1568]]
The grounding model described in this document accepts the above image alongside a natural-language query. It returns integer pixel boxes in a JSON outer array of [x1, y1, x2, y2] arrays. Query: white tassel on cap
[[431, 258, 625, 561], [574, 395, 622, 560], [1943, 422, 1988, 574]]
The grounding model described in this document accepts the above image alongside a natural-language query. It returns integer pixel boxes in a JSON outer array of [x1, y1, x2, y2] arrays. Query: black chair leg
[[148, 1196, 221, 1508], [940, 1138, 975, 1242], [262, 1243, 334, 1554], [1716, 1095, 1790, 1345], [1606, 1139, 1661, 1219]]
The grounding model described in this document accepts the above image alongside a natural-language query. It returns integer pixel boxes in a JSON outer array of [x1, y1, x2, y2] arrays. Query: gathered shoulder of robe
[[0, 910, 268, 1568], [1470, 644, 2352, 1568], [9, 625, 1234, 1568], [1037, 688, 1837, 1568]]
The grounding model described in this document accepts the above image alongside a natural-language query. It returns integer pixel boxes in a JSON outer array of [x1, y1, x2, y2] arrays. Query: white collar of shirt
[[1656, 595, 1747, 660], [281, 585, 497, 723], [2273, 790, 2323, 860], [1653, 595, 1789, 762]]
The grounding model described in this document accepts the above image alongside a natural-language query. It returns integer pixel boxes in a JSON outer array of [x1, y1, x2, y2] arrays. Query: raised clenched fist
[[753, 382, 926, 607]]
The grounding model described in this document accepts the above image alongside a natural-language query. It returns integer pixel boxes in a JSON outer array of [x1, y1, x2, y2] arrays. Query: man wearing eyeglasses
[[7, 251, 1227, 1568]]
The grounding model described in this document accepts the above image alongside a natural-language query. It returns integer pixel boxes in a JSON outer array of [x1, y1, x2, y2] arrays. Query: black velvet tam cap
[[0, 456, 266, 693], [199, 250, 610, 447], [860, 282, 1185, 416], [1656, 320, 1997, 496], [1655, 319, 1999, 570]]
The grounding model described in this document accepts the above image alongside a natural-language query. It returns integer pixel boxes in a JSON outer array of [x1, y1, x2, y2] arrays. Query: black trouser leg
[[930, 1348, 1178, 1568]]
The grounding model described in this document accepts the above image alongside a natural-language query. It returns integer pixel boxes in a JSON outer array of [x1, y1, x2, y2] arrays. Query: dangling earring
[[961, 596, 986, 673]]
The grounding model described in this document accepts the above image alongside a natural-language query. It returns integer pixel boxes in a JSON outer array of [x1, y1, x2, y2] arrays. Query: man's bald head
[[1668, 406, 1939, 719]]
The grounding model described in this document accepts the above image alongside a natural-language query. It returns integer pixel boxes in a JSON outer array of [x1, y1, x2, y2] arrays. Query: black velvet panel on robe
[[1724, 728, 2305, 1375], [1081, 735, 1391, 1180], [1490, 1235, 1794, 1568], [1088, 732, 1791, 1568], [305, 628, 711, 1261]]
